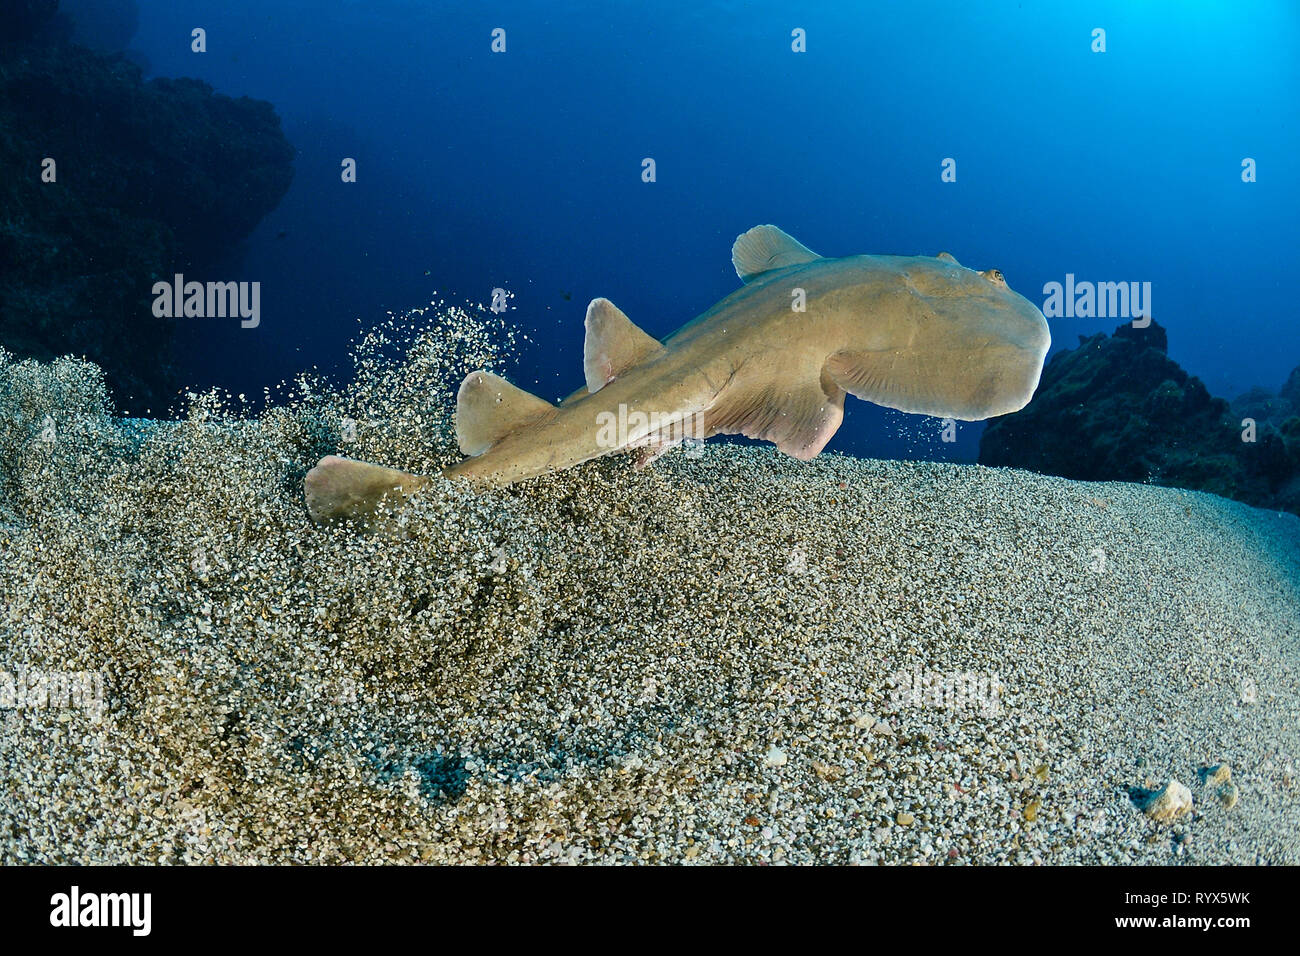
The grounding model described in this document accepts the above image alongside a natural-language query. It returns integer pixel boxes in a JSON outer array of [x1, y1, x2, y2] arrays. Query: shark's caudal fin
[[455, 370, 556, 456], [731, 225, 822, 282], [583, 297, 663, 393]]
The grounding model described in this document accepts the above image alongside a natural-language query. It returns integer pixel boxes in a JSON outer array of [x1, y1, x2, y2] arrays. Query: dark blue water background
[[124, 0, 1298, 462]]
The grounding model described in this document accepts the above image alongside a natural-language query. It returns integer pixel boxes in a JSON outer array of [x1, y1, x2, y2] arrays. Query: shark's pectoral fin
[[706, 365, 846, 461], [456, 370, 556, 456], [825, 349, 1001, 421], [731, 225, 822, 283], [584, 298, 664, 393]]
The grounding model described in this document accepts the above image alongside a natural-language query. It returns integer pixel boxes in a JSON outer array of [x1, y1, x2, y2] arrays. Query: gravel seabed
[[2, 337, 1298, 865]]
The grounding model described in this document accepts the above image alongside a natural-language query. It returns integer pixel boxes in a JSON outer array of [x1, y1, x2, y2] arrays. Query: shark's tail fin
[[455, 370, 556, 456]]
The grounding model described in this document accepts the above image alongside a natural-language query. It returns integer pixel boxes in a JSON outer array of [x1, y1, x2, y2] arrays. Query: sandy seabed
[[1, 337, 1298, 865]]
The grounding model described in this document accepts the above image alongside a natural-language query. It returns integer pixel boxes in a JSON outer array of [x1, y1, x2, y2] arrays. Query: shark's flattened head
[[825, 254, 1051, 422], [925, 261, 1050, 417]]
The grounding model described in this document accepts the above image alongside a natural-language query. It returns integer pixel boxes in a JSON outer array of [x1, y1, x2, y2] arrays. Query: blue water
[[125, 0, 1298, 461]]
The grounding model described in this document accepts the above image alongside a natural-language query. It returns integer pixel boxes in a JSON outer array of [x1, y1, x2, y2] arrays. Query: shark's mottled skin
[[304, 226, 1050, 521]]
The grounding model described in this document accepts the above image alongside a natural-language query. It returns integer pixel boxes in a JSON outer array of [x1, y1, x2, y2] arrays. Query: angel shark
[[304, 225, 1050, 522]]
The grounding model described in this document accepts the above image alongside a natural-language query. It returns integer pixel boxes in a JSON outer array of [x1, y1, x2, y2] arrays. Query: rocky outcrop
[[52, 0, 140, 52], [0, 0, 294, 411], [979, 321, 1300, 514], [3, 0, 60, 44]]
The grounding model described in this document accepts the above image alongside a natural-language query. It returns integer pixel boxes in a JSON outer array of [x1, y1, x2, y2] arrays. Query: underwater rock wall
[[51, 0, 141, 53], [3, 0, 59, 44], [979, 322, 1300, 516], [0, 0, 294, 412]]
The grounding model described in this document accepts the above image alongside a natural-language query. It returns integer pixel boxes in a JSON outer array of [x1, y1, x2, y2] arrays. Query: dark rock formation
[[0, 0, 294, 411], [1233, 366, 1299, 429], [53, 0, 140, 52], [1281, 366, 1300, 409], [979, 321, 1300, 515], [3, 0, 60, 45]]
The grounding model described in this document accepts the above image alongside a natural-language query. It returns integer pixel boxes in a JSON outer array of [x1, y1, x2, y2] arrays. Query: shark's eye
[[981, 269, 1006, 287]]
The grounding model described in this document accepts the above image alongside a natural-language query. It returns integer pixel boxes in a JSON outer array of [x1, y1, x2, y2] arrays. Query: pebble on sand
[[1217, 784, 1240, 810], [1203, 763, 1231, 786], [1142, 781, 1194, 823]]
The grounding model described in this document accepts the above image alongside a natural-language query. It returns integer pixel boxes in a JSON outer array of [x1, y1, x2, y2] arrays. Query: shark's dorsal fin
[[584, 297, 664, 393], [455, 370, 556, 456], [706, 363, 846, 460], [731, 225, 822, 283]]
